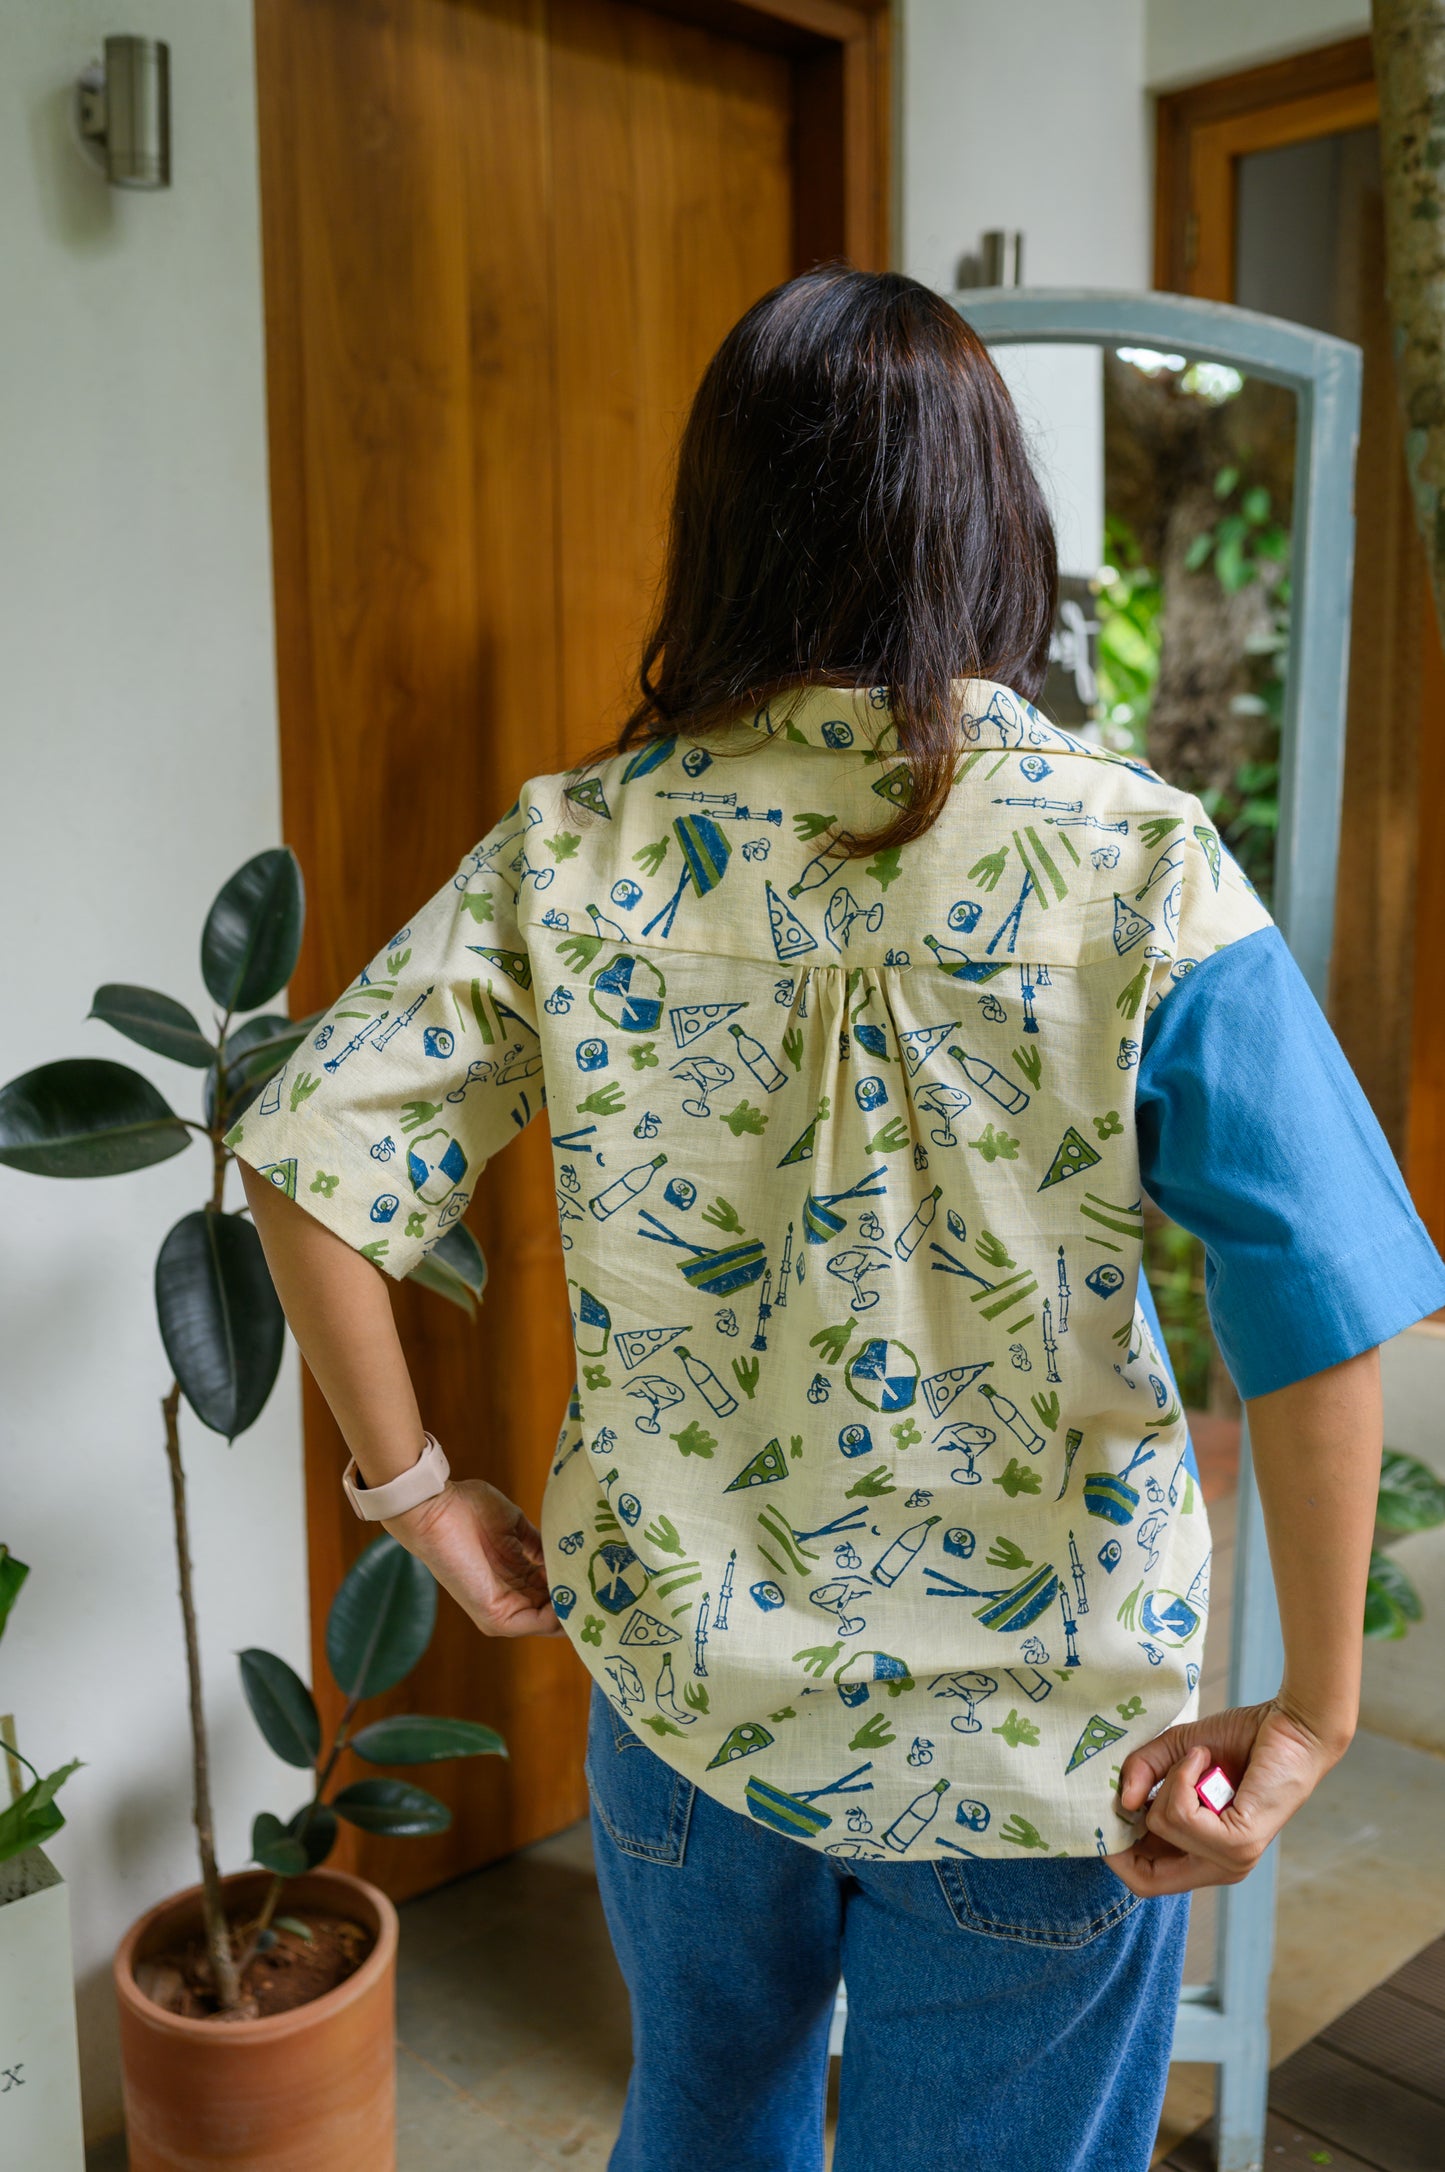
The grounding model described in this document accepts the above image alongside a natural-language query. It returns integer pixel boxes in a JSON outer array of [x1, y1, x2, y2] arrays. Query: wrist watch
[[342, 1433, 451, 1521]]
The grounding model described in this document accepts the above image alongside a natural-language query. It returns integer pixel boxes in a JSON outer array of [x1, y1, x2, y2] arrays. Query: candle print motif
[[226, 680, 1272, 1859]]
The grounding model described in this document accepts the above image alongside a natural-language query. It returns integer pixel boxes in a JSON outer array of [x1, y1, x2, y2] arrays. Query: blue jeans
[[587, 1687, 1187, 2172]]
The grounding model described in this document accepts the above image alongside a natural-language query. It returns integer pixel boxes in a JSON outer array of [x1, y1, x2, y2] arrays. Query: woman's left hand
[[1104, 1697, 1349, 1896], [384, 1478, 563, 1639]]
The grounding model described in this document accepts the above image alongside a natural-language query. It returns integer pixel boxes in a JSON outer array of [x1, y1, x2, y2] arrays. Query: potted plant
[[115, 1532, 503, 2168], [0, 853, 496, 2168], [0, 1548, 85, 2171]]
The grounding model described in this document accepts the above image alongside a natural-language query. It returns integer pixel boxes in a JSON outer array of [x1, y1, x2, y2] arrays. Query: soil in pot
[[134, 1908, 374, 2021]]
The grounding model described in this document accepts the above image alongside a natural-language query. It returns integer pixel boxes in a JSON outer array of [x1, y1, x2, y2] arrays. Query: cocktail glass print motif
[[934, 1421, 995, 1484], [927, 1670, 998, 1734], [671, 1055, 734, 1118], [826, 1244, 892, 1312], [624, 1374, 686, 1435], [641, 815, 732, 938]]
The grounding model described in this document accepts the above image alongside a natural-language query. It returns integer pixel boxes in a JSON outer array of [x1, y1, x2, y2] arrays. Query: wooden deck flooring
[[1163, 1933, 1445, 2172]]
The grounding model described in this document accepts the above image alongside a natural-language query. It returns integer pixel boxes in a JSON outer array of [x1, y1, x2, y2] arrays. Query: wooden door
[[1156, 38, 1445, 1255], [254, 0, 889, 1897]]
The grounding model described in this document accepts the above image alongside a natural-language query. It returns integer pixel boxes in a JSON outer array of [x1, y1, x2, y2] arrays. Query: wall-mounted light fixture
[[76, 37, 170, 190]]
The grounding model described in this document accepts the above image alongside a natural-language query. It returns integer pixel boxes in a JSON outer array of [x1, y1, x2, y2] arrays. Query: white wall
[[1147, 0, 1371, 92], [0, 4, 309, 2141], [897, 1, 1152, 575]]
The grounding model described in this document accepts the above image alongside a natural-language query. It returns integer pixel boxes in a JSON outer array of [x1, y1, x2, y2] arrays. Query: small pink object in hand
[[1196, 1764, 1235, 1815]]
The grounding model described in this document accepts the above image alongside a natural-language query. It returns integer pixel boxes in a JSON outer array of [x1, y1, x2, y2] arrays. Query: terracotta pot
[[114, 1867, 398, 2171]]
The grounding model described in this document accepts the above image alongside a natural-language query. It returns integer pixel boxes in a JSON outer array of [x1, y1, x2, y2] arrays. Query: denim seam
[[931, 1860, 1140, 1948], [585, 1718, 697, 1865]]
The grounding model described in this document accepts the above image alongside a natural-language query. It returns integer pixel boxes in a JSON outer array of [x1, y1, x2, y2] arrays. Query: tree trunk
[[1373, 0, 1445, 643]]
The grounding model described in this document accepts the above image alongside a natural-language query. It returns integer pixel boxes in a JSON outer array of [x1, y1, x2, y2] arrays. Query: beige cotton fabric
[[228, 679, 1270, 1860]]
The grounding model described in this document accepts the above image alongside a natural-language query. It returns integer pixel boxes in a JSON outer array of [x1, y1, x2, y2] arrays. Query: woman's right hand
[[385, 1478, 563, 1639]]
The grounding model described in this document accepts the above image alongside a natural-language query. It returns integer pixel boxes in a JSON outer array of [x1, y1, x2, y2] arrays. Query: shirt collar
[[749, 678, 1033, 752]]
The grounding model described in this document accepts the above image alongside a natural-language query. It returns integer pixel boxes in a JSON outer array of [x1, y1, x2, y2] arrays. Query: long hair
[[612, 265, 1058, 853]]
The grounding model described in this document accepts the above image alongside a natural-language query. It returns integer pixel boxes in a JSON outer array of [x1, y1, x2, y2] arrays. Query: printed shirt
[[228, 679, 1445, 1862]]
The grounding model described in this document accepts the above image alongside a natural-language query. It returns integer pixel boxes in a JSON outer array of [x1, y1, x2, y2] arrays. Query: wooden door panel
[[256, 0, 831, 1894]]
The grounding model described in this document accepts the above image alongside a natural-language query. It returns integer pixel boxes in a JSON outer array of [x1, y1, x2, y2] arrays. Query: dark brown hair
[[612, 264, 1058, 853]]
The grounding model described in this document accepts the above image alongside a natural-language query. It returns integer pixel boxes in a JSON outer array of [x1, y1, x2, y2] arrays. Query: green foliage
[[1093, 514, 1162, 753], [1365, 1448, 1445, 1639], [0, 1059, 191, 1179], [0, 1754, 84, 1869], [1376, 1448, 1445, 1532], [1142, 1221, 1214, 1412], [0, 848, 492, 1984], [325, 1535, 438, 1703], [244, 1534, 504, 1901], [0, 1546, 29, 1641], [1364, 1548, 1425, 1640], [155, 1210, 285, 1440], [0, 1559, 82, 1867]]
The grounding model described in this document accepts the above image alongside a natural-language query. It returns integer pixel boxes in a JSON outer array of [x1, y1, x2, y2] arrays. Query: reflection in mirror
[[996, 341, 1299, 1425]]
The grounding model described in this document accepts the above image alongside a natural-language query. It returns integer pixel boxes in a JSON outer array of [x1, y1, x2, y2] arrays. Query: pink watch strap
[[342, 1434, 450, 1521]]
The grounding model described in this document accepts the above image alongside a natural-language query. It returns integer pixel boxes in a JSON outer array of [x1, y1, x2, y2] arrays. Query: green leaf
[[406, 1222, 488, 1314], [0, 1547, 29, 1641], [0, 1759, 83, 1869], [155, 1208, 285, 1438], [239, 1649, 321, 1768], [1377, 1448, 1445, 1533], [285, 1803, 338, 1870], [1241, 485, 1272, 524], [331, 1777, 451, 1836], [89, 985, 214, 1068], [251, 1810, 310, 1876], [0, 1060, 191, 1178], [350, 1714, 506, 1765], [1213, 464, 1239, 499], [1183, 530, 1214, 572], [201, 849, 305, 1013], [326, 1535, 436, 1701], [1364, 1549, 1424, 1639], [1214, 532, 1251, 594], [274, 1915, 314, 1942]]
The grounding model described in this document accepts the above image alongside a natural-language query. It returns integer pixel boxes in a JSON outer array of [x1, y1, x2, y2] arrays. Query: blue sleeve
[[1136, 925, 1445, 1400]]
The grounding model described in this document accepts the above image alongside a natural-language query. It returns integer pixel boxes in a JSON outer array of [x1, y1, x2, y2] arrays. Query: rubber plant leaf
[[155, 1208, 285, 1439], [331, 1777, 451, 1836], [88, 985, 214, 1068], [325, 1535, 436, 1702], [0, 1060, 190, 1178], [239, 1649, 321, 1769], [201, 848, 304, 1013], [406, 1222, 488, 1315], [251, 1811, 310, 1877], [349, 1715, 506, 1765]]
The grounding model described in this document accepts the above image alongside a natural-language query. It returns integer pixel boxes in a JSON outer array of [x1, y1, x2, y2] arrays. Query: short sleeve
[[226, 795, 544, 1280], [1138, 796, 1274, 1022], [1137, 923, 1445, 1400]]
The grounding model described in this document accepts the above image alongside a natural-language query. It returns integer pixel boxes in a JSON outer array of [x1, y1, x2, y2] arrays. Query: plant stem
[[232, 1702, 361, 1977], [161, 1379, 242, 2010]]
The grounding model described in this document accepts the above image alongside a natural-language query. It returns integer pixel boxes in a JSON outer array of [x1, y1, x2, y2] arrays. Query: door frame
[[636, 0, 891, 270], [1154, 35, 1445, 1256]]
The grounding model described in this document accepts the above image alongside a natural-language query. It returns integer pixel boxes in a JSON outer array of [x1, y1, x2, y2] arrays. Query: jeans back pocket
[[584, 1684, 696, 1865], [934, 1854, 1140, 1948]]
